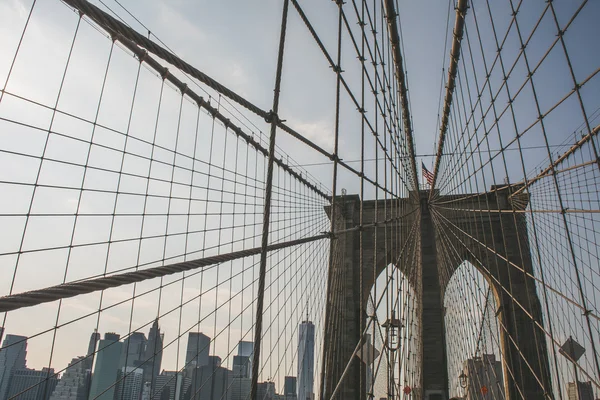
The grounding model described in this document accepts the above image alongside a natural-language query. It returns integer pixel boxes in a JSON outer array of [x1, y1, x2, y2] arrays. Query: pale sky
[[1, 0, 600, 398]]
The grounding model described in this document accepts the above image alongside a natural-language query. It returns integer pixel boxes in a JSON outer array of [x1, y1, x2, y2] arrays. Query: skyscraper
[[84, 331, 100, 371], [256, 381, 275, 400], [0, 334, 28, 400], [50, 357, 91, 400], [297, 321, 314, 400], [88, 333, 122, 400], [232, 356, 250, 379], [237, 342, 253, 359], [463, 354, 503, 400], [152, 371, 187, 400], [229, 377, 250, 400], [7, 368, 58, 400], [142, 320, 163, 393], [113, 367, 143, 400], [284, 377, 297, 399], [183, 364, 231, 400], [231, 354, 251, 400], [567, 381, 594, 400], [236, 341, 253, 381], [119, 332, 147, 370], [184, 333, 210, 370], [8, 368, 57, 400]]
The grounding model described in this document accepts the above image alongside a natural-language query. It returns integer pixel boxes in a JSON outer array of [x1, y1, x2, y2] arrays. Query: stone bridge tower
[[322, 186, 551, 400]]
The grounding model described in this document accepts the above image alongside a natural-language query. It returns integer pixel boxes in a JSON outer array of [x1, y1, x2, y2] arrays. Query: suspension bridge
[[0, 0, 599, 399]]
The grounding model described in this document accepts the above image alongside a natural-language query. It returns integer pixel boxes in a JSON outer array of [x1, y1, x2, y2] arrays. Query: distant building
[[567, 381, 594, 400], [0, 334, 28, 400], [257, 381, 275, 400], [237, 342, 253, 380], [7, 368, 58, 400], [114, 367, 144, 400], [237, 342, 253, 359], [120, 332, 147, 370], [142, 320, 163, 394], [49, 357, 90, 400], [297, 321, 314, 400], [284, 377, 297, 400], [84, 331, 100, 372], [207, 357, 221, 370], [182, 364, 231, 400], [229, 377, 250, 400], [231, 354, 251, 400], [185, 333, 210, 370], [232, 356, 250, 379], [463, 354, 503, 400], [152, 371, 187, 400], [88, 332, 122, 400]]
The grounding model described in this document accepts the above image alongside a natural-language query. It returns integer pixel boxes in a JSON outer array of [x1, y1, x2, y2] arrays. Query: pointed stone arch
[[322, 186, 552, 400]]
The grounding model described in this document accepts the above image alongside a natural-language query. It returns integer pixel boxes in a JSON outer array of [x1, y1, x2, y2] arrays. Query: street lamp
[[459, 371, 468, 389], [382, 310, 403, 352]]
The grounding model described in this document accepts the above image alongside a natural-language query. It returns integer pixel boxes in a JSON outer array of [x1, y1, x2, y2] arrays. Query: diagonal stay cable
[[430, 0, 468, 196], [383, 0, 419, 191], [58, 0, 398, 199]]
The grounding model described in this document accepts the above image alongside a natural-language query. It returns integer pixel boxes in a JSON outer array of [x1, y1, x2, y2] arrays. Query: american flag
[[422, 162, 434, 186]]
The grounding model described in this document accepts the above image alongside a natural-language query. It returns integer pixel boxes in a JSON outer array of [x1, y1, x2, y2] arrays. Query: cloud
[[284, 118, 335, 151]]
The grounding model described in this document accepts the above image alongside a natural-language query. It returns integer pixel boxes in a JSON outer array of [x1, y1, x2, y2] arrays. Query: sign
[[559, 337, 585, 362]]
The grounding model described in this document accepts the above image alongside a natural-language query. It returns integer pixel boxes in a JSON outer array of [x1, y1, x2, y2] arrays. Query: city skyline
[[0, 319, 316, 400]]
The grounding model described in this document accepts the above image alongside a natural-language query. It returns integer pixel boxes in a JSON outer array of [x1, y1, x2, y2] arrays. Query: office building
[[236, 342, 253, 381], [284, 377, 296, 400], [0, 334, 28, 400], [207, 357, 221, 369], [49, 357, 90, 400], [231, 354, 251, 400], [184, 333, 210, 370], [229, 377, 250, 400], [237, 342, 253, 359], [88, 333, 122, 400], [84, 332, 100, 372], [114, 367, 143, 400], [142, 320, 163, 392], [567, 381, 594, 400], [297, 321, 314, 400], [152, 372, 182, 400], [232, 356, 250, 379], [463, 354, 503, 400], [256, 381, 275, 400], [7, 368, 58, 400], [120, 332, 147, 370], [153, 371, 187, 400], [182, 364, 231, 400]]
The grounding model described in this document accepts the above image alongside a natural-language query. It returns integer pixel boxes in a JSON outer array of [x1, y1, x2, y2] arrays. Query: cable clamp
[[323, 231, 336, 239], [264, 110, 279, 124], [161, 68, 169, 80], [139, 50, 148, 63], [583, 309, 592, 317]]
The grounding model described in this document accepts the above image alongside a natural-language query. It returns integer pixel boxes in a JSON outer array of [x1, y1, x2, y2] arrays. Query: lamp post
[[459, 371, 468, 389], [382, 311, 403, 399], [382, 310, 403, 352]]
